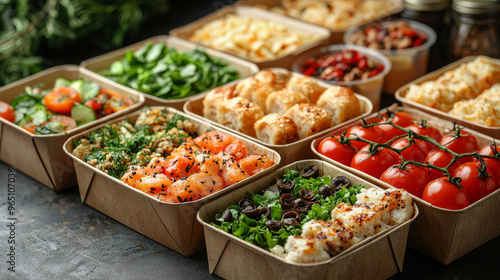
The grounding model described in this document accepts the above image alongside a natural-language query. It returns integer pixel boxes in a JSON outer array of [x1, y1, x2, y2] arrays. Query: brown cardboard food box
[[395, 56, 500, 138], [169, 6, 331, 70], [235, 0, 404, 44], [183, 68, 373, 166], [63, 107, 281, 257], [197, 159, 418, 279], [80, 35, 259, 110], [0, 65, 144, 191], [311, 106, 500, 264]]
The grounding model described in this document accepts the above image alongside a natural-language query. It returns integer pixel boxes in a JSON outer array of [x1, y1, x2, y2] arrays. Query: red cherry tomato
[[477, 144, 500, 186], [0, 101, 15, 122], [451, 161, 497, 203], [440, 130, 479, 164], [405, 122, 442, 151], [350, 145, 401, 179], [424, 149, 461, 181], [381, 164, 431, 198], [391, 138, 428, 163], [378, 111, 414, 127], [422, 177, 470, 210], [346, 125, 388, 150], [317, 136, 357, 166]]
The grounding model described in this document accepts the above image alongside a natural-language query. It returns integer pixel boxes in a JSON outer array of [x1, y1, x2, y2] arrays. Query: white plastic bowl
[[292, 44, 391, 110], [344, 19, 436, 94]]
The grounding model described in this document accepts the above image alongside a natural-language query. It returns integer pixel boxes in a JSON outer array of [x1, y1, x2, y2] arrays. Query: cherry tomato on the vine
[[405, 122, 442, 151], [390, 138, 429, 163], [346, 125, 388, 150], [350, 145, 401, 179], [477, 144, 500, 187], [424, 149, 461, 181], [440, 130, 479, 164], [317, 136, 357, 166], [380, 163, 431, 197], [421, 177, 470, 210], [451, 161, 497, 203]]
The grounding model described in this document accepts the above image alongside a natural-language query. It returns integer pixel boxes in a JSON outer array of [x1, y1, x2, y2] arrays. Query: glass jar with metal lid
[[402, 0, 451, 70], [448, 0, 499, 62]]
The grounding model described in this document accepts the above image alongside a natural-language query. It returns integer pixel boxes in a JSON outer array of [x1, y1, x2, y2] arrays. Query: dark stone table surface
[[1, 1, 499, 279]]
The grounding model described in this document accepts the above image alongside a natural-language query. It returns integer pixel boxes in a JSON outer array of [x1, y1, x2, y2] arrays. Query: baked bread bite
[[203, 86, 237, 121], [284, 103, 331, 139], [235, 70, 289, 112], [316, 85, 362, 126], [254, 113, 299, 145], [266, 89, 310, 115], [216, 97, 264, 137], [286, 76, 326, 103]]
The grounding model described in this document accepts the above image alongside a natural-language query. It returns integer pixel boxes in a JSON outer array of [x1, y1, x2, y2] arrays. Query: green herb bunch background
[[0, 0, 169, 86]]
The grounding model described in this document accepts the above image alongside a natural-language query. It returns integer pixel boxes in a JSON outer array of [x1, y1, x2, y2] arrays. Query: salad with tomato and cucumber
[[0, 78, 135, 135], [316, 109, 500, 210]]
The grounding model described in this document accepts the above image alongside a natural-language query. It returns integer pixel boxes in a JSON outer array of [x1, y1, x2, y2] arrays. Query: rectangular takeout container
[[63, 107, 281, 257], [183, 68, 373, 166], [0, 65, 144, 191], [235, 0, 404, 44], [311, 105, 500, 264], [197, 159, 418, 280], [80, 35, 259, 110], [169, 6, 331, 69], [395, 56, 500, 138]]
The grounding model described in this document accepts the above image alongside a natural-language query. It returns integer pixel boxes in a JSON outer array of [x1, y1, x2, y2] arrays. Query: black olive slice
[[260, 185, 280, 195], [331, 176, 351, 193], [307, 196, 319, 204], [238, 198, 255, 212], [259, 206, 270, 219], [221, 209, 233, 222], [319, 184, 334, 197], [266, 220, 283, 232], [276, 179, 295, 193], [300, 165, 319, 179], [282, 210, 301, 226], [279, 193, 296, 209], [293, 198, 310, 213], [299, 189, 315, 200], [242, 208, 261, 220]]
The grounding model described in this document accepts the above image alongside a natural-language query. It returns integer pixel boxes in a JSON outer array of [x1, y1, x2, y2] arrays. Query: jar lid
[[452, 0, 499, 14], [404, 0, 451, 11]]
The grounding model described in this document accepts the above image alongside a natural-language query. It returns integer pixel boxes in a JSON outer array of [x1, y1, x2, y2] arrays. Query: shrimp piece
[[194, 131, 234, 154], [120, 166, 147, 188], [238, 154, 274, 176], [163, 154, 199, 179], [224, 139, 248, 160], [220, 159, 249, 187], [162, 176, 204, 203], [187, 171, 225, 197], [135, 173, 173, 195]]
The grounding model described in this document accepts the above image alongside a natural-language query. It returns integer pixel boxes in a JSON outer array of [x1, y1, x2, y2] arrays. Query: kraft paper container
[[197, 159, 418, 280], [236, 0, 404, 44], [183, 68, 373, 166], [63, 107, 281, 257], [344, 19, 436, 94], [311, 106, 500, 264], [169, 6, 331, 70], [292, 44, 392, 110], [80, 35, 259, 110], [395, 56, 500, 138], [0, 65, 144, 191]]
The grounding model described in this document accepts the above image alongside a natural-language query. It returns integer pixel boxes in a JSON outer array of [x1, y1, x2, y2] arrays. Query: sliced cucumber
[[80, 81, 100, 103], [54, 78, 71, 89], [69, 79, 84, 96], [71, 104, 96, 125], [18, 103, 47, 126]]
